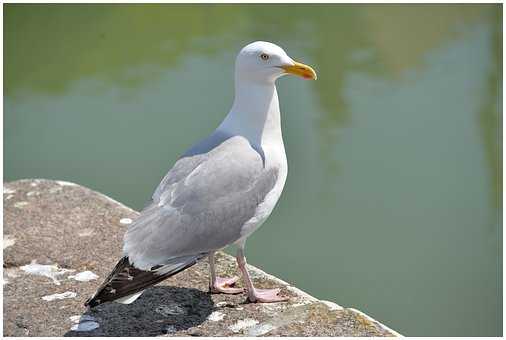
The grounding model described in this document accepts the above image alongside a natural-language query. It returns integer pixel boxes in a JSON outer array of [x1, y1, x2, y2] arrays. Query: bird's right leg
[[209, 252, 243, 294]]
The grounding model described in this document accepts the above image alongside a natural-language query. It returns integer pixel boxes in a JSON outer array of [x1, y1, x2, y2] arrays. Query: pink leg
[[209, 252, 243, 294], [236, 247, 288, 303]]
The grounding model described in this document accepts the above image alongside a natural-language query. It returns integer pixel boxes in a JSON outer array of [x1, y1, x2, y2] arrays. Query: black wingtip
[[84, 296, 99, 308], [84, 255, 202, 308], [84, 256, 130, 308]]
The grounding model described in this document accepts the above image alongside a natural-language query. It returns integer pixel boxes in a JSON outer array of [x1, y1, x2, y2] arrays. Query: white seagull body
[[86, 41, 317, 307]]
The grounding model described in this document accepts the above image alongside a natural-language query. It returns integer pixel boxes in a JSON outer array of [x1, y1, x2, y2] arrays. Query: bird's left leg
[[236, 246, 289, 303], [208, 252, 243, 294]]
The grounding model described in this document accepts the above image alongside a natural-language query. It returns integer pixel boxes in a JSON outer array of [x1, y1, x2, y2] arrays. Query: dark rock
[[3, 179, 400, 336]]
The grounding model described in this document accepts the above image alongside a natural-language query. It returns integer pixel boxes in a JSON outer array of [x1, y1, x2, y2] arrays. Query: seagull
[[85, 41, 317, 307]]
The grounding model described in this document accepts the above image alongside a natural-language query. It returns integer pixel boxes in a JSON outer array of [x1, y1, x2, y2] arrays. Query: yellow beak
[[281, 61, 317, 80]]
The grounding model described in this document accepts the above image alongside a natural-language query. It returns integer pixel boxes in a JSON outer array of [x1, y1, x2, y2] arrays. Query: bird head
[[235, 41, 317, 83]]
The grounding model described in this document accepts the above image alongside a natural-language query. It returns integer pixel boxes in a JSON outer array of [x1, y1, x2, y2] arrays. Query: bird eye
[[260, 53, 269, 61]]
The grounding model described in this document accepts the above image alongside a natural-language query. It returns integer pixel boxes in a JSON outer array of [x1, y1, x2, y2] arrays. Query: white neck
[[217, 77, 283, 149]]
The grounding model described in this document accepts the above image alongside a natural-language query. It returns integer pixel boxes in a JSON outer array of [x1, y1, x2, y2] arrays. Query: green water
[[5, 4, 502, 336]]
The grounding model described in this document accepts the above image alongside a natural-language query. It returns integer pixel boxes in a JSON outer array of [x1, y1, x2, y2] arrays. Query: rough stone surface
[[3, 179, 400, 337]]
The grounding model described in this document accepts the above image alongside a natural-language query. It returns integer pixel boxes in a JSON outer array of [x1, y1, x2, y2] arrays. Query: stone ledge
[[3, 179, 400, 337]]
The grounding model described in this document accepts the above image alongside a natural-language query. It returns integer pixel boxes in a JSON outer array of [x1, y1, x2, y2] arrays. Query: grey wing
[[123, 135, 278, 270]]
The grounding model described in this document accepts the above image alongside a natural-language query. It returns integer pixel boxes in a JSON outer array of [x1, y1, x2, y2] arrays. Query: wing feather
[[123, 135, 278, 270]]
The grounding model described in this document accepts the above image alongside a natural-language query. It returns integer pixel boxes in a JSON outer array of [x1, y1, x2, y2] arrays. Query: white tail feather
[[115, 290, 144, 304]]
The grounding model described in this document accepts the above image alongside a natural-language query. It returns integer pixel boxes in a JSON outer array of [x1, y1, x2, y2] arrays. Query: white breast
[[235, 142, 288, 246], [220, 79, 288, 247]]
